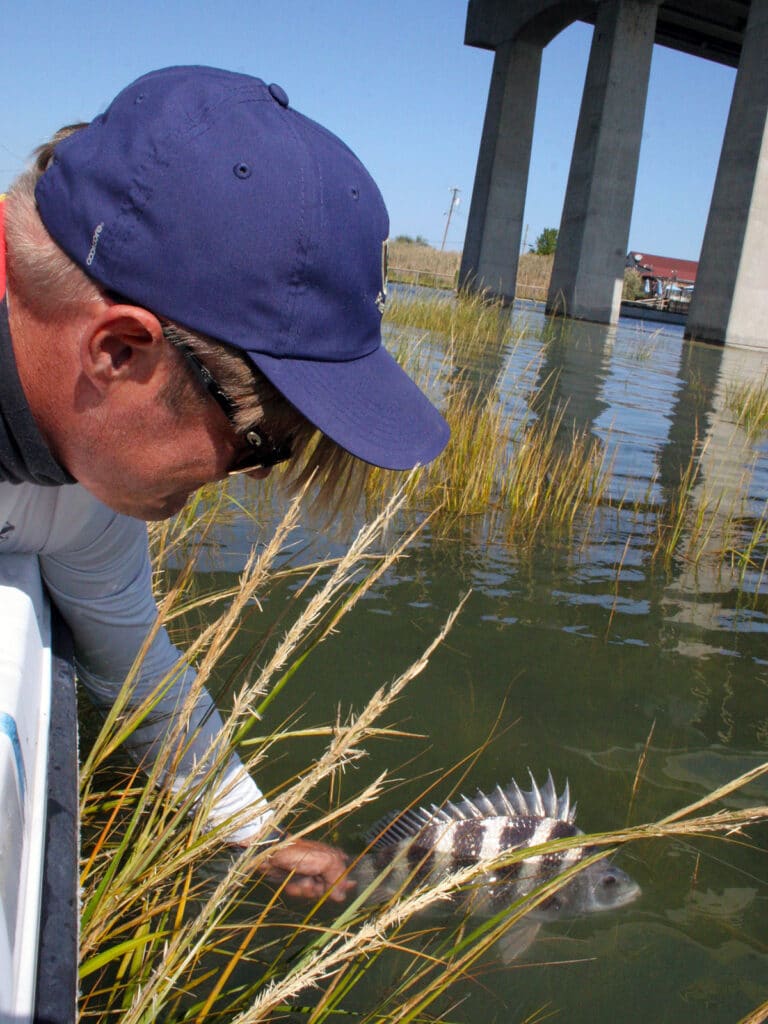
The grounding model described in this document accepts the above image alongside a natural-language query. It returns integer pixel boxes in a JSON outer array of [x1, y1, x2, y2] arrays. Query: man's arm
[[38, 484, 354, 898], [38, 485, 270, 836]]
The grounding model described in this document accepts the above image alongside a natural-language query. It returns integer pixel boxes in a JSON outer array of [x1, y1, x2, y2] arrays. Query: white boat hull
[[0, 554, 77, 1023]]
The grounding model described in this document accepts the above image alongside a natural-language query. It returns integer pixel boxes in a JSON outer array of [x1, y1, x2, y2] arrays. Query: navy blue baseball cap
[[35, 65, 449, 470]]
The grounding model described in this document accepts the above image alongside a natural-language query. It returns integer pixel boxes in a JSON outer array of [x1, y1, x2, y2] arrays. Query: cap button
[[268, 83, 289, 108]]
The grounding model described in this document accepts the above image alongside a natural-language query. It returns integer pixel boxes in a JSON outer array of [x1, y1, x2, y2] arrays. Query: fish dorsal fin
[[527, 770, 545, 817], [499, 774, 576, 823], [491, 784, 516, 816], [558, 780, 575, 823], [443, 799, 466, 821], [474, 790, 501, 816], [365, 806, 435, 848], [458, 793, 485, 818], [365, 773, 579, 852], [539, 771, 558, 818], [430, 804, 456, 824], [504, 777, 531, 816], [427, 795, 497, 825]]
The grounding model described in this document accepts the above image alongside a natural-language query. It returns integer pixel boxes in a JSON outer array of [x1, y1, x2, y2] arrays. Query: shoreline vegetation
[[386, 240, 657, 303], [387, 240, 553, 301], [78, 283, 768, 1020]]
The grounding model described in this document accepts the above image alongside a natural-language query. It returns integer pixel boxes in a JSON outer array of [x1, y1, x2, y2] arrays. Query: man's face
[[67, 347, 272, 521], [86, 416, 271, 521]]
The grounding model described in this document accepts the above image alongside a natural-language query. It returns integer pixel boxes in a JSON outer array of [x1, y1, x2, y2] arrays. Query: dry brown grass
[[387, 242, 555, 300], [388, 241, 460, 289], [516, 252, 553, 300]]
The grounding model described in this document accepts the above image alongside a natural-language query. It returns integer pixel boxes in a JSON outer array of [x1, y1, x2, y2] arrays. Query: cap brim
[[247, 344, 450, 470]]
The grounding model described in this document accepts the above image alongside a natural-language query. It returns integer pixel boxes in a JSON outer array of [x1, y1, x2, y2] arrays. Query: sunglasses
[[173, 343, 294, 473]]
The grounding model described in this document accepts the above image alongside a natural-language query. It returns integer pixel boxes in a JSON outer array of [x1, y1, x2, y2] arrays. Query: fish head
[[534, 858, 641, 920]]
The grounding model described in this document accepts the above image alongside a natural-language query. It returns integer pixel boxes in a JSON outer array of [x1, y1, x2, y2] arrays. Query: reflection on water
[[202, 301, 768, 1022]]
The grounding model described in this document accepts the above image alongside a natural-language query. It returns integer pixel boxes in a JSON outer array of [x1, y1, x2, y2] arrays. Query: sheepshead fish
[[356, 773, 640, 959]]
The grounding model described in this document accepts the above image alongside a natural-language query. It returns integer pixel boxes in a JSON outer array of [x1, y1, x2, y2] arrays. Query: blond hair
[[4, 125, 368, 517]]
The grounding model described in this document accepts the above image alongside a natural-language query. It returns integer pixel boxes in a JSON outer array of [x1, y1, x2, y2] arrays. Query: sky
[[2, 2, 736, 262]]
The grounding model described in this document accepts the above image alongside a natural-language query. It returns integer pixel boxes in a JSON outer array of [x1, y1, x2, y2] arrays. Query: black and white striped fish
[[356, 773, 639, 956]]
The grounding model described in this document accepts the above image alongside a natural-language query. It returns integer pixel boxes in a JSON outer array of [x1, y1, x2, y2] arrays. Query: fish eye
[[602, 873, 618, 887]]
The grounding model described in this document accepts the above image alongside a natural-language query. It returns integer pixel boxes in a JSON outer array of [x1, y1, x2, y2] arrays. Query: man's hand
[[257, 836, 357, 903]]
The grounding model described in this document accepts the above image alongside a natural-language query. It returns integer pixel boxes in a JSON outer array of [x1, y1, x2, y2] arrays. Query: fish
[[355, 772, 640, 959]]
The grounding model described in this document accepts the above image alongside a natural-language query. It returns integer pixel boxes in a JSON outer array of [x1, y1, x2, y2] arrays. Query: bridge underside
[[622, 1, 749, 66], [460, 0, 768, 350], [466, 1, 750, 66]]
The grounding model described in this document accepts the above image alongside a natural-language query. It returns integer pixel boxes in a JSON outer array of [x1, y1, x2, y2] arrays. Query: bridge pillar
[[685, 0, 768, 352], [546, 0, 658, 323], [459, 37, 543, 299]]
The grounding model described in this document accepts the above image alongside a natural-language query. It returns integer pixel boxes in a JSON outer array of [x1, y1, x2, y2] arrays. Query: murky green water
[[194, 303, 768, 1022]]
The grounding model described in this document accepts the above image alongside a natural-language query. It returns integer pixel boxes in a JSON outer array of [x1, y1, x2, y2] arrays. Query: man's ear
[[81, 304, 166, 393]]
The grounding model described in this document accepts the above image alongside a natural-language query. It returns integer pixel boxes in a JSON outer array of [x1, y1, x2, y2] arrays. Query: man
[[0, 66, 449, 901]]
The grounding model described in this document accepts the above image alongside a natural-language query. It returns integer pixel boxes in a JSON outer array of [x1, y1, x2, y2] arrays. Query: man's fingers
[[282, 872, 357, 902], [258, 836, 357, 902], [325, 875, 357, 902]]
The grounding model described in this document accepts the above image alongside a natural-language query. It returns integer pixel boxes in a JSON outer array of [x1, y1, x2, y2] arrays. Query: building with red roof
[[626, 251, 698, 295]]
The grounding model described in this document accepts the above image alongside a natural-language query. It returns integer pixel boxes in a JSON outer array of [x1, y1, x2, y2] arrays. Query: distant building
[[626, 251, 698, 308]]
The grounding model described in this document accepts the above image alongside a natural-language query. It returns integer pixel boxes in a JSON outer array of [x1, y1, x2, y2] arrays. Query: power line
[[440, 187, 461, 252]]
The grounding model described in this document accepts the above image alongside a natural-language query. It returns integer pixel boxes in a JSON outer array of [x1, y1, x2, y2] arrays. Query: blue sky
[[2, 2, 735, 261]]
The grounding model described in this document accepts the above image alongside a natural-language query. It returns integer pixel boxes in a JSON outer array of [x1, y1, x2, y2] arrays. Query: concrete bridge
[[459, 0, 768, 351]]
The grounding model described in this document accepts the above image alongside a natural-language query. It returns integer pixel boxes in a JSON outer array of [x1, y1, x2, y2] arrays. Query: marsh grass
[[379, 291, 768, 596], [79, 484, 459, 1019], [725, 373, 768, 438], [380, 291, 615, 545], [385, 287, 520, 365], [648, 442, 709, 572], [641, 436, 768, 596], [611, 445, 768, 601], [724, 507, 768, 602], [499, 409, 611, 546], [365, 382, 613, 551]]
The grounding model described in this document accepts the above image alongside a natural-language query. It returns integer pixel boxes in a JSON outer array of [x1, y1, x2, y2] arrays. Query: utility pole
[[440, 187, 460, 251]]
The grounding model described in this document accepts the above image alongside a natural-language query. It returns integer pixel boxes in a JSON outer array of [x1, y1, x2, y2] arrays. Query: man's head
[[5, 66, 449, 519]]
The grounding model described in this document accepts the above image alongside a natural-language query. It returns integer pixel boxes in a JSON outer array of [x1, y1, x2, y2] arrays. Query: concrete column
[[685, 0, 768, 352], [546, 0, 658, 323], [459, 37, 543, 300]]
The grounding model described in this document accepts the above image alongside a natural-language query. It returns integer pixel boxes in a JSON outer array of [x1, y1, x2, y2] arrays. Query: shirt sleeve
[[37, 484, 270, 844]]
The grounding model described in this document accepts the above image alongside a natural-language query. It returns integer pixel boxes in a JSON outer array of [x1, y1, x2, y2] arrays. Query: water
[[191, 304, 768, 1021]]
